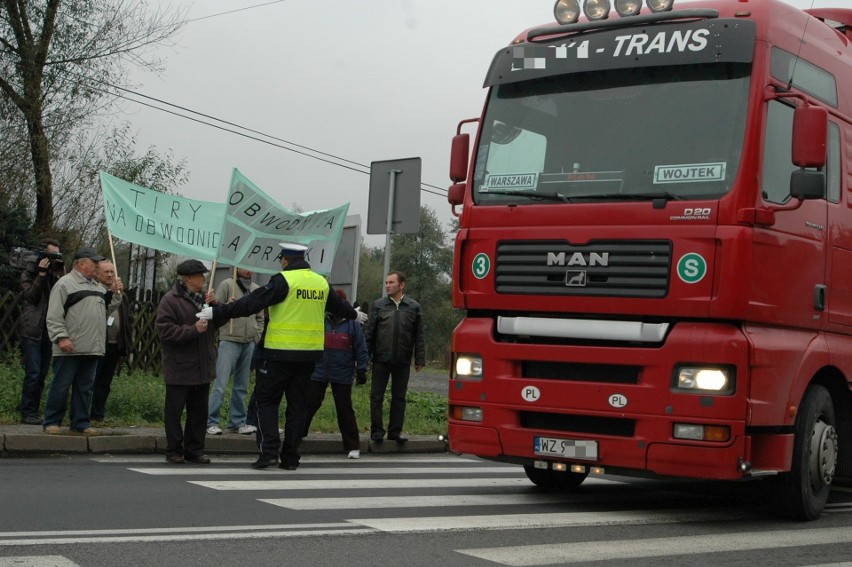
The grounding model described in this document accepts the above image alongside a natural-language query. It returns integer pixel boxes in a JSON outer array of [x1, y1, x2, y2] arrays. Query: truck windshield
[[472, 63, 750, 204]]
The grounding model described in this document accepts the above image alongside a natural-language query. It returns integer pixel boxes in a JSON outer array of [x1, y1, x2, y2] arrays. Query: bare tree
[[0, 0, 185, 235]]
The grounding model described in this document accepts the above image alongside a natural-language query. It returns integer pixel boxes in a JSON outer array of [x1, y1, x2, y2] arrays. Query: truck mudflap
[[448, 423, 503, 457]]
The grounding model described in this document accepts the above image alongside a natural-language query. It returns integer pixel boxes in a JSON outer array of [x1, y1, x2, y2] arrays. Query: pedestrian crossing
[[35, 454, 848, 566]]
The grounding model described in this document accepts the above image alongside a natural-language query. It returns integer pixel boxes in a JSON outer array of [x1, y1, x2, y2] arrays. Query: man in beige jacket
[[207, 268, 265, 435]]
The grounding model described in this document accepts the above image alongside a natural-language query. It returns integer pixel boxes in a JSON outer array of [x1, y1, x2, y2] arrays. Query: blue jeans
[[43, 356, 98, 431], [208, 340, 255, 429], [19, 335, 52, 419]]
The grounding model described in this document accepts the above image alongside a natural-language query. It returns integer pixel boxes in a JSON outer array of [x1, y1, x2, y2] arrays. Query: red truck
[[446, 0, 852, 520]]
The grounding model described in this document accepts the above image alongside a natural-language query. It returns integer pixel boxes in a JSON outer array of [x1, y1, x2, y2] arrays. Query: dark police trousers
[[254, 358, 314, 467]]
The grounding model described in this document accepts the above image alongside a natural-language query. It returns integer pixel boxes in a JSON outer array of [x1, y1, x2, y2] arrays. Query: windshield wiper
[[495, 190, 572, 202], [570, 192, 686, 203]]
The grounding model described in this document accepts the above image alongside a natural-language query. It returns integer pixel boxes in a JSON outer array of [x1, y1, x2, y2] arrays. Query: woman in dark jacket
[[155, 259, 220, 464], [303, 289, 369, 459]]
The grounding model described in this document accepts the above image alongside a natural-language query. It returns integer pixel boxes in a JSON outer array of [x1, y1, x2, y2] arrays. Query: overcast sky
[[123, 0, 830, 246]]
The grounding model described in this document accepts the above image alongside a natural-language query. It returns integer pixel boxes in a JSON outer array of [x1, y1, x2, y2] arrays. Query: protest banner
[[220, 169, 349, 276], [100, 172, 225, 261]]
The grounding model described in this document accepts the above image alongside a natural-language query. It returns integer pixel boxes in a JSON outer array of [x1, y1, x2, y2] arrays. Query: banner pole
[[107, 229, 120, 296], [229, 265, 236, 334], [208, 259, 218, 294]]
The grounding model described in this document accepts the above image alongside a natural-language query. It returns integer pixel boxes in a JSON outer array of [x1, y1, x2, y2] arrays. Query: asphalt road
[[407, 369, 448, 396], [2, 453, 851, 566]]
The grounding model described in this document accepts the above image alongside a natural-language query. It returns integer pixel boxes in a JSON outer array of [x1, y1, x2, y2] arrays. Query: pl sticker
[[677, 253, 707, 283]]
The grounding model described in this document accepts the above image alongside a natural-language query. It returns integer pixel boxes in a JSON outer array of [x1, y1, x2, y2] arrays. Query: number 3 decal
[[472, 253, 491, 280]]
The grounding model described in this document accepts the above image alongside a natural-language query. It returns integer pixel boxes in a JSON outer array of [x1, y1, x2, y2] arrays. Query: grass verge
[[0, 350, 448, 435]]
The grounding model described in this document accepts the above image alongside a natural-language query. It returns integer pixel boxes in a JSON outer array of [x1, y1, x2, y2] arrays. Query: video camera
[[9, 246, 64, 274]]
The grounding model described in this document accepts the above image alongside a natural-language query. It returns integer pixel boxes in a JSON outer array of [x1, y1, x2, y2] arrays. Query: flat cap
[[74, 248, 106, 261], [278, 242, 308, 257], [176, 259, 209, 275]]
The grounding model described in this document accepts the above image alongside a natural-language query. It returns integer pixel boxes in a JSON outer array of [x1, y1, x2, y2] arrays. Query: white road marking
[[456, 527, 852, 566], [129, 466, 520, 476], [349, 508, 756, 533], [190, 478, 534, 490], [260, 493, 575, 510], [0, 558, 80, 567]]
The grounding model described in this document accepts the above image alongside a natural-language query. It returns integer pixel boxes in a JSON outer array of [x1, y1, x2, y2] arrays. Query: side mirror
[[448, 183, 466, 207], [792, 105, 827, 168], [450, 133, 470, 183], [790, 170, 825, 200]]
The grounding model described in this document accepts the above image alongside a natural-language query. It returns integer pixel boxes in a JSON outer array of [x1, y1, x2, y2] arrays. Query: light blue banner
[[220, 169, 349, 276], [100, 172, 225, 261]]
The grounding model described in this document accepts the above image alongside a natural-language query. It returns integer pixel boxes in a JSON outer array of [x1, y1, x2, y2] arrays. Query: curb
[[0, 427, 448, 456]]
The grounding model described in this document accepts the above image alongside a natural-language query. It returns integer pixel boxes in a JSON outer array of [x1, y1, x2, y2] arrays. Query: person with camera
[[18, 239, 63, 425], [302, 288, 370, 459]]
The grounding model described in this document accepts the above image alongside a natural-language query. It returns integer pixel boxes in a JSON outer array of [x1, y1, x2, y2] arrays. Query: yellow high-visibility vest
[[265, 269, 328, 351]]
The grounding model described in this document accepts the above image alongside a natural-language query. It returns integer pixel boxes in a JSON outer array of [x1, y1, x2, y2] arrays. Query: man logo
[[547, 252, 609, 267]]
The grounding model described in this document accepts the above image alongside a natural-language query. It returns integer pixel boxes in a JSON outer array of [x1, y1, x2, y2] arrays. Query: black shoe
[[278, 462, 299, 471], [370, 432, 384, 443], [251, 455, 279, 469], [21, 416, 42, 425], [387, 435, 408, 443], [185, 454, 211, 464], [166, 455, 185, 464]]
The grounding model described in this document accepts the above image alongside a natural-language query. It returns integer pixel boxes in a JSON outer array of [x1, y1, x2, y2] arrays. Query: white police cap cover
[[278, 242, 308, 256]]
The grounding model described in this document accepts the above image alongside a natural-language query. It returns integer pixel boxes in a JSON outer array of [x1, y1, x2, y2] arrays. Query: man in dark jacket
[[364, 271, 425, 444], [156, 259, 219, 464], [197, 243, 367, 470], [18, 239, 63, 425]]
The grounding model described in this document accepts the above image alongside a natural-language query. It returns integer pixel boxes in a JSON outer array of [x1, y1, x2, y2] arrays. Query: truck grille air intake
[[495, 240, 672, 298]]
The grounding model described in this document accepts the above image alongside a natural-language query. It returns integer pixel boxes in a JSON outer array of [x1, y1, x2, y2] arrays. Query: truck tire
[[776, 384, 838, 520], [523, 464, 588, 490]]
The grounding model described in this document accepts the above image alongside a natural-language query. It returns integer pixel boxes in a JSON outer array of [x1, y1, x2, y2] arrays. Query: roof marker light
[[554, 0, 581, 24], [584, 0, 611, 20], [615, 0, 642, 16], [646, 0, 674, 12]]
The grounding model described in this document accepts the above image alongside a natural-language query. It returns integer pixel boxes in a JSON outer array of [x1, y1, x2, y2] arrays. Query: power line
[[85, 77, 449, 198], [186, 1, 290, 23], [109, 85, 447, 197], [84, 0, 452, 198]]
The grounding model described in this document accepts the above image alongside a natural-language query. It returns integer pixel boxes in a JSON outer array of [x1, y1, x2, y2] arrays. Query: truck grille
[[495, 240, 671, 298], [523, 361, 640, 384], [521, 412, 636, 437]]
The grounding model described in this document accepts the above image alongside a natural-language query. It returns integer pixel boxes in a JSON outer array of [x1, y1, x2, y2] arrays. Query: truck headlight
[[455, 354, 483, 381], [673, 366, 734, 395]]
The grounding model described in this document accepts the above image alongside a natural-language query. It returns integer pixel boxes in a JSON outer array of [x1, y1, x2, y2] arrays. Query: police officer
[[197, 243, 367, 470]]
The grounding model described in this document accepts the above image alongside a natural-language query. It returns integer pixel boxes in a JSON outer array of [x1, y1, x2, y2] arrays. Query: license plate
[[534, 436, 598, 461]]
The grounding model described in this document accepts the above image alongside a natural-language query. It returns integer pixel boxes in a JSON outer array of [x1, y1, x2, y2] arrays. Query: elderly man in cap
[[156, 259, 219, 464], [43, 247, 109, 434], [198, 242, 367, 470]]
